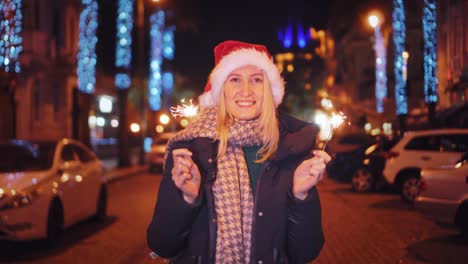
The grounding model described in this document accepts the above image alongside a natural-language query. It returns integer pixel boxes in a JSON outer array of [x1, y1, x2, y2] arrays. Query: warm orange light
[[159, 114, 170, 125], [130, 123, 141, 133], [327, 76, 335, 86], [402, 51, 409, 59]]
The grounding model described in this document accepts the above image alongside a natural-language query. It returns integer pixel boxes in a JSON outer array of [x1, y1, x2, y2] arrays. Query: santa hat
[[198, 40, 284, 108]]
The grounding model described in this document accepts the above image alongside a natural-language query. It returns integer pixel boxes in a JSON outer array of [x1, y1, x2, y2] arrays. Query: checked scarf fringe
[[167, 107, 264, 263]]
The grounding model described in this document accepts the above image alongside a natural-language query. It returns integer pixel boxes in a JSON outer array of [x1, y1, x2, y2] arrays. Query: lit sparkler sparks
[[322, 111, 347, 150], [170, 98, 199, 118]]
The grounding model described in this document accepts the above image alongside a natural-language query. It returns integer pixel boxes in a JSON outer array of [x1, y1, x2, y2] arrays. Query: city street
[[0, 171, 466, 264]]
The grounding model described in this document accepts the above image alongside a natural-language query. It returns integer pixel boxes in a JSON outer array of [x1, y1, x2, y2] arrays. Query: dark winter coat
[[147, 111, 324, 264]]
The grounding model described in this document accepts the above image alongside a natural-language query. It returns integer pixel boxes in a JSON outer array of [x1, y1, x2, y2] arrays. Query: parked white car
[[415, 153, 468, 238], [147, 132, 177, 173], [0, 139, 107, 242], [382, 129, 468, 202]]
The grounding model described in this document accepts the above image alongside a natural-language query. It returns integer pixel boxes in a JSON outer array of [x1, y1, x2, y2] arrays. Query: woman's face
[[223, 65, 265, 120]]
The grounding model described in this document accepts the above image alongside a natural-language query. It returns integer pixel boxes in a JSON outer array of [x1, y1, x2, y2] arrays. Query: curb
[[105, 165, 149, 183]]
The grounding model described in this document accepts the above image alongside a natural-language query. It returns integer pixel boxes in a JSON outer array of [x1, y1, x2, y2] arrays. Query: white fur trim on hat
[[198, 48, 284, 108]]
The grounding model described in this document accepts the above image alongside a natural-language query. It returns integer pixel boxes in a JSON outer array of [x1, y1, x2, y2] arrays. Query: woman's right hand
[[171, 148, 201, 204]]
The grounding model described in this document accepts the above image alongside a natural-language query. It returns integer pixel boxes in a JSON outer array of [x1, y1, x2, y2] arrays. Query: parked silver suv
[[382, 129, 468, 202]]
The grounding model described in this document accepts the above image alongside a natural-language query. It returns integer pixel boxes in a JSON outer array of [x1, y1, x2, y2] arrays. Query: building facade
[[325, 0, 449, 131], [3, 1, 124, 145], [13, 0, 81, 141], [438, 0, 468, 106]]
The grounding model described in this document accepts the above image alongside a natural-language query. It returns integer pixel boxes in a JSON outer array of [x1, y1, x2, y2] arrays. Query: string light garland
[[77, 0, 98, 94], [115, 73, 131, 89], [115, 0, 134, 90], [423, 0, 438, 103], [373, 24, 387, 113], [148, 10, 165, 111], [393, 0, 408, 115], [0, 0, 23, 73], [162, 26, 175, 60]]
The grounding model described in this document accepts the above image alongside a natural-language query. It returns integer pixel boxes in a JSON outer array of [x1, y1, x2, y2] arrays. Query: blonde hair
[[216, 71, 279, 163]]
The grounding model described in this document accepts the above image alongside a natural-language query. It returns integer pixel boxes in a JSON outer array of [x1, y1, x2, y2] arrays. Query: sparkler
[[170, 98, 199, 118], [322, 112, 347, 150]]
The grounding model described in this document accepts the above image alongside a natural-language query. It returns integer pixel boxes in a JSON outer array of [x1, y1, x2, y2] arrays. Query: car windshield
[[0, 141, 56, 172]]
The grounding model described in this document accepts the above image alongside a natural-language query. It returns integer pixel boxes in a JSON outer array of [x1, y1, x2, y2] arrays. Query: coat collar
[[272, 111, 319, 161]]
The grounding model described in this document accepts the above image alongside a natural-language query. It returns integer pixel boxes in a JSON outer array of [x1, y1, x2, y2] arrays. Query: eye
[[251, 77, 264, 84], [228, 76, 241, 83]]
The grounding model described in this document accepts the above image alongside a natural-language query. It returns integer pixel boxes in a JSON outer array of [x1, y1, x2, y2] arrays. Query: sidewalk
[[102, 158, 149, 182]]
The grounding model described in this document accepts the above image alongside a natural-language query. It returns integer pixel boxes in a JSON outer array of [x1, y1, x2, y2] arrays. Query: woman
[[147, 40, 331, 264]]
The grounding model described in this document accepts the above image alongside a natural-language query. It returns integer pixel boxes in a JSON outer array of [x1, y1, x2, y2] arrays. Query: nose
[[239, 81, 253, 95]]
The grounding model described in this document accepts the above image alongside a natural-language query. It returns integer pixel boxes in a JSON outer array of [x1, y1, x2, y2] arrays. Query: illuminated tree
[[0, 0, 23, 73], [423, 0, 438, 104], [77, 0, 98, 94], [393, 0, 408, 115], [369, 14, 387, 113], [148, 10, 165, 111], [115, 0, 134, 90]]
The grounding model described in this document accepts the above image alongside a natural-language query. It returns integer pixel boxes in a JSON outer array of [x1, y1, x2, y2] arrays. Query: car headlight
[[0, 189, 40, 211]]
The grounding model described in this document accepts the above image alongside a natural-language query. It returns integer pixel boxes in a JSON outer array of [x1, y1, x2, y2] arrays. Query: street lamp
[[368, 15, 379, 28], [368, 13, 387, 114]]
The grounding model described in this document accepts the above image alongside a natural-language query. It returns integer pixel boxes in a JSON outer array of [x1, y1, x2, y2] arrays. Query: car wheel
[[46, 199, 64, 244], [400, 175, 421, 203], [351, 168, 373, 192], [94, 185, 107, 221]]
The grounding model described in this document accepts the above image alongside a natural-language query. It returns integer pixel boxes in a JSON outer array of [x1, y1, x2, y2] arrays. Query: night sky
[[97, 0, 332, 93], [174, 0, 330, 86]]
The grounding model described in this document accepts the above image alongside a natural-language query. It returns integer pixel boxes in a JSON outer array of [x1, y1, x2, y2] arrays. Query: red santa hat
[[198, 40, 285, 108]]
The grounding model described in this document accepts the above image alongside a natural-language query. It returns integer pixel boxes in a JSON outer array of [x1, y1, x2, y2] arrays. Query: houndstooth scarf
[[167, 107, 264, 263]]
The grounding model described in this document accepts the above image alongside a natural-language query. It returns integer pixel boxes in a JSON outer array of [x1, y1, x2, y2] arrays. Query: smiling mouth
[[236, 100, 256, 106]]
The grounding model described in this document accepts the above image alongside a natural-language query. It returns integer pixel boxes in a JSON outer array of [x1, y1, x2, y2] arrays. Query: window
[[405, 136, 441, 151], [61, 145, 76, 161], [52, 6, 63, 55], [405, 134, 468, 152], [33, 79, 40, 120], [53, 82, 60, 118], [73, 145, 95, 163], [440, 134, 468, 152]]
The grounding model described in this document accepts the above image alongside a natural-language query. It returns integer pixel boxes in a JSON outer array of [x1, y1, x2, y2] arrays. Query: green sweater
[[242, 146, 264, 195]]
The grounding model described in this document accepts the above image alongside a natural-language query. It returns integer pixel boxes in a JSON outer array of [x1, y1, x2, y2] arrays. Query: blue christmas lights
[[282, 23, 293, 49], [423, 0, 438, 103], [115, 0, 134, 90], [77, 0, 98, 94], [115, 73, 131, 89], [0, 0, 23, 73], [393, 0, 408, 115], [278, 22, 312, 49], [296, 23, 306, 48], [373, 25, 387, 113], [148, 10, 165, 111], [162, 26, 175, 60], [162, 72, 173, 93]]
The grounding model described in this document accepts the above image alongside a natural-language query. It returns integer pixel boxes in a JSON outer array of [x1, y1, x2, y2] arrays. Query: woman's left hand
[[292, 150, 331, 200]]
